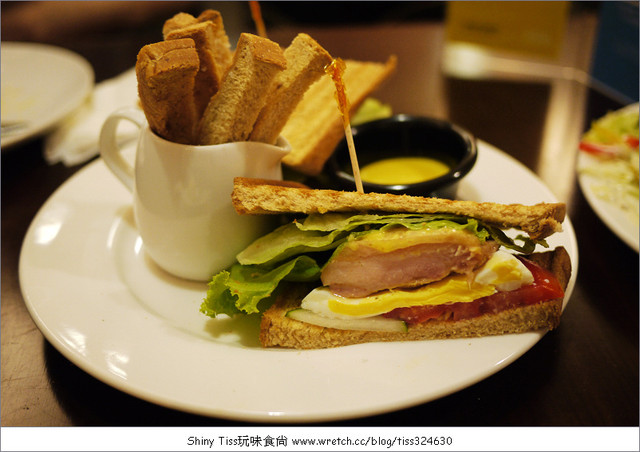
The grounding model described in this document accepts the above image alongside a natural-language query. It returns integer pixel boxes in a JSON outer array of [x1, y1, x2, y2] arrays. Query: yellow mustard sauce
[[360, 156, 450, 185]]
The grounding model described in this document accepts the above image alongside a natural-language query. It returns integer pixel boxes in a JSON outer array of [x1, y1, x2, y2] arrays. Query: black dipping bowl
[[328, 115, 477, 199]]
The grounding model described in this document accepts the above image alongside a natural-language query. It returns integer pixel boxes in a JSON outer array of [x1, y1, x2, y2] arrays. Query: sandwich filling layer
[[383, 255, 563, 324], [296, 247, 570, 330], [201, 212, 554, 324], [304, 250, 532, 319]]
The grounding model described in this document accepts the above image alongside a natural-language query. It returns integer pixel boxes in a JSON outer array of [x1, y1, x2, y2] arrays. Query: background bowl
[[328, 114, 477, 198]]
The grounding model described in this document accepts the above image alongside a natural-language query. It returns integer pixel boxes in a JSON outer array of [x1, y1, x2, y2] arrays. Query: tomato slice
[[625, 135, 639, 149], [579, 141, 625, 157], [579, 137, 639, 156], [384, 257, 564, 324]]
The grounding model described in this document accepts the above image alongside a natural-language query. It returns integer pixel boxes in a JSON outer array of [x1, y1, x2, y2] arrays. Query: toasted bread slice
[[136, 38, 199, 144], [280, 56, 397, 175], [165, 21, 227, 116], [164, 10, 233, 117], [231, 177, 565, 240], [260, 247, 571, 349], [198, 9, 233, 79], [249, 33, 333, 144], [197, 33, 287, 145], [165, 22, 220, 117], [162, 12, 198, 38], [194, 9, 234, 85], [163, 11, 233, 77], [196, 9, 224, 23]]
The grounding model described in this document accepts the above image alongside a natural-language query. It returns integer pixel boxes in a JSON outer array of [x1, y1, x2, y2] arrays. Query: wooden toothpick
[[325, 58, 364, 193]]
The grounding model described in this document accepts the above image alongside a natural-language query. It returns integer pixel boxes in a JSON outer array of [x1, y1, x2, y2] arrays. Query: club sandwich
[[201, 178, 572, 349]]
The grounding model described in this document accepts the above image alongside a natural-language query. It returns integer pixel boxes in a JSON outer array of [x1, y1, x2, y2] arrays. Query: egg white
[[474, 249, 534, 291]]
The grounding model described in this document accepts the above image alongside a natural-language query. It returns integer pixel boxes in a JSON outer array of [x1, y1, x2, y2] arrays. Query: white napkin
[[44, 67, 139, 166]]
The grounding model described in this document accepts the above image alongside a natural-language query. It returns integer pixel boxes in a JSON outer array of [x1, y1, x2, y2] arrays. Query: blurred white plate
[[19, 141, 577, 423], [1, 42, 94, 148], [576, 103, 639, 252], [577, 151, 639, 252]]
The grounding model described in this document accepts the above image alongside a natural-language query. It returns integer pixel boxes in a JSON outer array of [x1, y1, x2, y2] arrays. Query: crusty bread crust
[[197, 33, 287, 145], [250, 33, 333, 145], [135, 38, 200, 144], [162, 12, 198, 38], [164, 10, 233, 77], [165, 19, 232, 118], [165, 22, 222, 117], [199, 10, 234, 86], [280, 56, 397, 175], [232, 177, 565, 240], [260, 247, 571, 349]]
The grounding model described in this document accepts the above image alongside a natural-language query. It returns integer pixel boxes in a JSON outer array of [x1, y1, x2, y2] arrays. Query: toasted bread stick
[[197, 10, 233, 83], [197, 33, 287, 145], [166, 22, 226, 116], [249, 33, 332, 144], [162, 12, 198, 38], [136, 38, 199, 144]]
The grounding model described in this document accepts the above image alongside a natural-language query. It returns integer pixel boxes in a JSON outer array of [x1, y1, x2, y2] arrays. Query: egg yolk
[[325, 275, 495, 317]]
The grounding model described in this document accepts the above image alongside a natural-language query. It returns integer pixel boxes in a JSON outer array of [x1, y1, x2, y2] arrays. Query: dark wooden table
[[2, 7, 637, 428]]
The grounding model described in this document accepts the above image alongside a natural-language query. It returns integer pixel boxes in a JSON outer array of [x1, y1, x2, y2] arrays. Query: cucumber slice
[[286, 308, 408, 333]]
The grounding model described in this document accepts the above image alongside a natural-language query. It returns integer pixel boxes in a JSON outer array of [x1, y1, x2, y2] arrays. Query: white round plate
[[1, 42, 94, 148], [577, 147, 639, 252], [19, 141, 578, 423]]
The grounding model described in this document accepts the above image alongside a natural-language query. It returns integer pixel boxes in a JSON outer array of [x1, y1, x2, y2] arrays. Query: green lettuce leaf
[[483, 224, 545, 254], [238, 213, 493, 266], [200, 255, 322, 317], [200, 271, 241, 317], [236, 222, 349, 266]]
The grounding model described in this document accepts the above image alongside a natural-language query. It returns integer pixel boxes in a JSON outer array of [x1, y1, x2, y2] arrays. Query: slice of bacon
[[383, 257, 564, 324], [321, 227, 498, 298]]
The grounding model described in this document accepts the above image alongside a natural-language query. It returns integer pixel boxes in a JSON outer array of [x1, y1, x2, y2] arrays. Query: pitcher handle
[[99, 107, 146, 192]]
